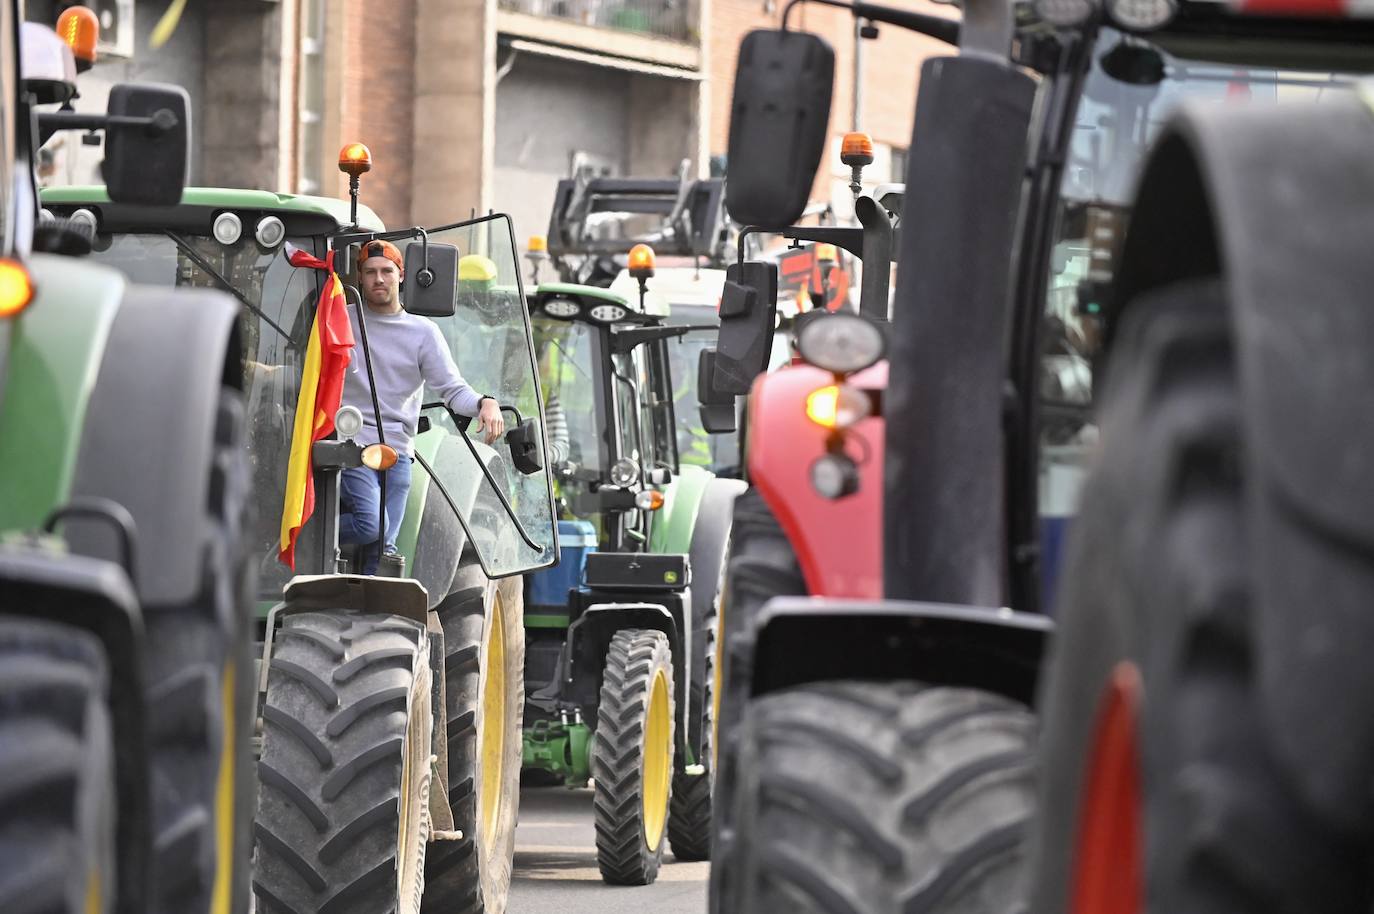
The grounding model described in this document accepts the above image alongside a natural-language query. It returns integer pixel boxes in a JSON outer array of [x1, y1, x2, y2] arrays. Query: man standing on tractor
[[340, 239, 507, 571]]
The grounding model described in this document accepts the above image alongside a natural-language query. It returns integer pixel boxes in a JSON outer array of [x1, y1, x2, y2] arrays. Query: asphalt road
[[508, 787, 709, 914]]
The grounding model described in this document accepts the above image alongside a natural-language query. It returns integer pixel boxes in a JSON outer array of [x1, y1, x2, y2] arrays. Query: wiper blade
[[165, 231, 299, 349]]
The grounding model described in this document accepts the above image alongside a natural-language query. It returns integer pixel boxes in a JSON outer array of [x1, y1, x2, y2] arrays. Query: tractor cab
[[43, 181, 560, 599]]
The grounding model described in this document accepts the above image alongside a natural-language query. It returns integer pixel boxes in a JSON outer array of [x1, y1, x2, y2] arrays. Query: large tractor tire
[[142, 388, 256, 914], [728, 681, 1035, 914], [0, 618, 115, 914], [253, 611, 434, 914], [668, 477, 744, 862], [710, 489, 805, 908], [592, 629, 676, 885], [423, 565, 525, 914], [1029, 281, 1365, 914]]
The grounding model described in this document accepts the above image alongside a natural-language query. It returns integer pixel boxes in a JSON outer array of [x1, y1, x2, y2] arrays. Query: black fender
[[685, 476, 746, 751], [567, 599, 693, 767], [747, 597, 1052, 707], [1109, 95, 1374, 830], [0, 546, 150, 914], [68, 284, 242, 608]]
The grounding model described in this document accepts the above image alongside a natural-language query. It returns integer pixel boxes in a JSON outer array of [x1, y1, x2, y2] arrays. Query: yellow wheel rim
[[479, 591, 507, 847], [642, 668, 672, 851], [211, 662, 236, 914], [712, 590, 726, 772]]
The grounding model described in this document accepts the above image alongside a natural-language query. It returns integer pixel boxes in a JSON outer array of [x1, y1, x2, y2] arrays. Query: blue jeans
[[339, 456, 413, 574]]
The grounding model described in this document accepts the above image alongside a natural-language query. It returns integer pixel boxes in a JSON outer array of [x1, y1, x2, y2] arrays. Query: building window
[[297, 0, 325, 194]]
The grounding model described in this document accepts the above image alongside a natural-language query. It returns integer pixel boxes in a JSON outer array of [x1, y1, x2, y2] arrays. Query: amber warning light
[[338, 142, 373, 177], [0, 260, 36, 319], [840, 132, 874, 167], [57, 6, 99, 72], [628, 243, 656, 279]]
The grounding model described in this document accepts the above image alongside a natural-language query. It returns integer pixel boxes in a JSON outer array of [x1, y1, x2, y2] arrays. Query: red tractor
[[700, 1, 1373, 912]]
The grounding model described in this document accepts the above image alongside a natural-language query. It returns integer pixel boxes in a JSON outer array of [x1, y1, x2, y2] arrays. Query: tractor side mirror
[[712, 260, 777, 395], [403, 240, 459, 317], [725, 30, 834, 227], [103, 83, 190, 206], [505, 417, 544, 475], [697, 349, 737, 435]]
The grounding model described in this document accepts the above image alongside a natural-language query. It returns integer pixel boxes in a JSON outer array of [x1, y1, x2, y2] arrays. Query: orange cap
[[357, 239, 404, 276]]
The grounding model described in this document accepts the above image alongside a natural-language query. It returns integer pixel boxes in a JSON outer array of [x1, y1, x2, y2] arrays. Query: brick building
[[32, 0, 948, 242]]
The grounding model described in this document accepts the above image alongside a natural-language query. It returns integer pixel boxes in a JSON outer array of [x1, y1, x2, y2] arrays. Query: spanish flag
[[278, 246, 355, 568]]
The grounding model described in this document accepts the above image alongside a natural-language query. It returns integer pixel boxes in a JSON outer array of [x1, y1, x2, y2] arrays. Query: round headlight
[[334, 405, 364, 439], [1034, 0, 1099, 26], [542, 297, 581, 319], [796, 312, 885, 375], [1107, 0, 1175, 29], [810, 453, 859, 499], [69, 207, 98, 234], [213, 212, 243, 246], [609, 457, 640, 488], [589, 303, 628, 324], [255, 215, 285, 248]]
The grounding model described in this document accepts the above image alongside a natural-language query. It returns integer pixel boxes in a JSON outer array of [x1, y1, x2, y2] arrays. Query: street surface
[[509, 787, 709, 914]]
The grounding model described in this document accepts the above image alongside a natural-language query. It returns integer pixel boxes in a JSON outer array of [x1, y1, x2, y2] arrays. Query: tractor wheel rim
[[642, 667, 672, 851], [711, 589, 725, 772], [479, 590, 507, 848], [1071, 661, 1143, 914], [211, 661, 236, 914]]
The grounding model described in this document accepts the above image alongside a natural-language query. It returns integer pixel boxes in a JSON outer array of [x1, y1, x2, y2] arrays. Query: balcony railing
[[498, 0, 695, 44]]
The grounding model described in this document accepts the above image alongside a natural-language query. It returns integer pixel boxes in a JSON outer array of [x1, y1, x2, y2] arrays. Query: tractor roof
[[40, 186, 385, 234]]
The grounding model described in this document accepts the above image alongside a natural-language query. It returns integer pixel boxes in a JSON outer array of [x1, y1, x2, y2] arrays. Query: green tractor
[[0, 8, 257, 914], [518, 262, 743, 884], [43, 155, 561, 912]]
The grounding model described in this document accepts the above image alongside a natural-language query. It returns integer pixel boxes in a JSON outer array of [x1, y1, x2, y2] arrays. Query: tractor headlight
[[796, 312, 885, 375], [1034, 0, 1099, 26], [609, 457, 640, 488], [1107, 0, 1174, 29], [255, 215, 286, 248], [69, 207, 98, 234], [334, 405, 364, 440], [541, 296, 581, 319], [213, 211, 242, 246], [810, 453, 859, 499], [588, 303, 629, 324]]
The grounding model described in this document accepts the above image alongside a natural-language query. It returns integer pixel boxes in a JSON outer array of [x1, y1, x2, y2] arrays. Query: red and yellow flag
[[278, 247, 355, 568]]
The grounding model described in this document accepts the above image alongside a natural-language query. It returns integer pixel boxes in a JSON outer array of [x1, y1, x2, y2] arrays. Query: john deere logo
[[664, 571, 679, 584]]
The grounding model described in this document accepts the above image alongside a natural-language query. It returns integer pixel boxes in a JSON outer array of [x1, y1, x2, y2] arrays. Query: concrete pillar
[[203, 0, 293, 189], [411, 0, 496, 226]]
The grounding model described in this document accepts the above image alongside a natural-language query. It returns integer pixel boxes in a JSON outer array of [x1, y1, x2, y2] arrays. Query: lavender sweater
[[341, 305, 484, 455]]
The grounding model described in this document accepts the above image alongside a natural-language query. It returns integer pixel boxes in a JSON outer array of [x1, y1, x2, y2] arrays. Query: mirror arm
[[738, 225, 864, 264], [37, 109, 178, 148], [780, 0, 960, 45]]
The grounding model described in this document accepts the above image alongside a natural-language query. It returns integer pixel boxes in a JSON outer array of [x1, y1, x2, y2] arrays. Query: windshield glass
[[412, 213, 558, 578], [665, 305, 739, 476], [85, 231, 320, 598], [1037, 28, 1367, 606], [532, 316, 607, 530]]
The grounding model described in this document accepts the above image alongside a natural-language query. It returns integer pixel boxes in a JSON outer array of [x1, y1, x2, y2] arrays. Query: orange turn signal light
[[840, 131, 874, 167], [634, 489, 665, 511], [338, 142, 373, 177], [57, 6, 99, 69], [0, 259, 36, 318], [361, 443, 398, 470], [628, 243, 656, 278], [805, 383, 870, 430]]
